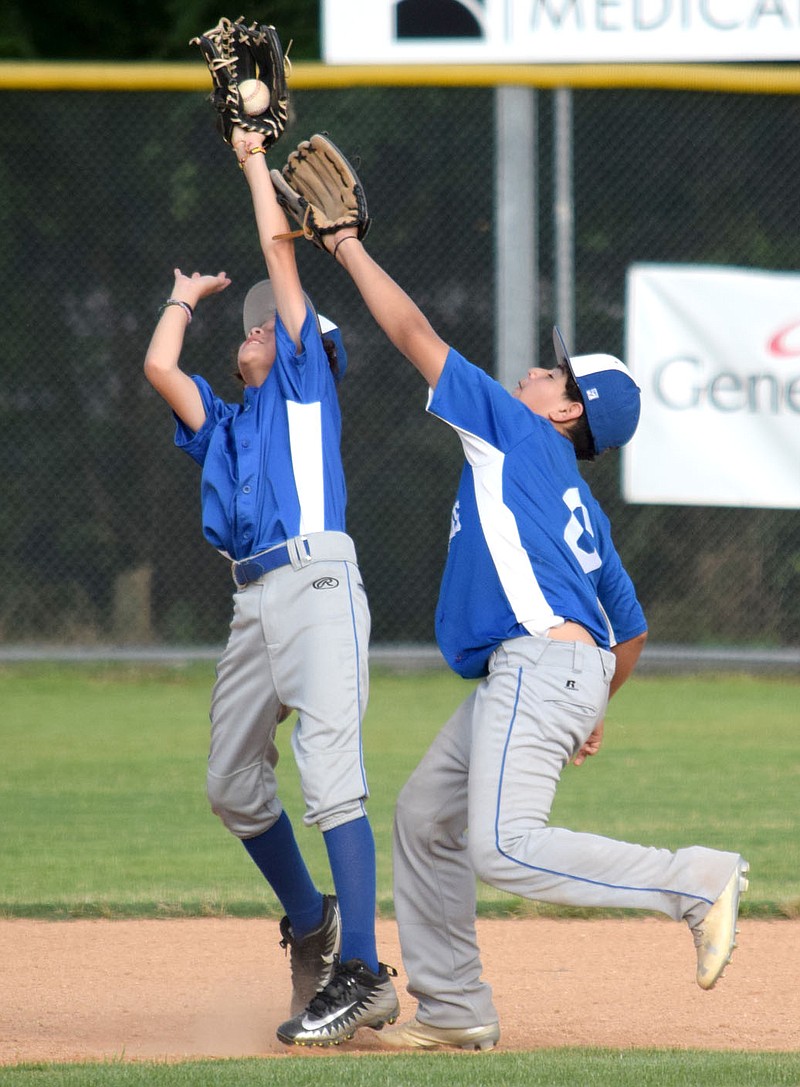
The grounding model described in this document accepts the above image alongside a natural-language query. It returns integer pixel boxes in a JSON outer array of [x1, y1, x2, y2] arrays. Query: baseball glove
[[270, 134, 370, 251], [190, 17, 289, 147]]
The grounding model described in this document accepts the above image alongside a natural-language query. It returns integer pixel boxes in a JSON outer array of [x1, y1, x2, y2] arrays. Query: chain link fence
[[1, 74, 799, 652]]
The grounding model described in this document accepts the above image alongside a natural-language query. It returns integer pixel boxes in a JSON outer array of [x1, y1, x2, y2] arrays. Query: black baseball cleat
[[276, 958, 400, 1046], [279, 894, 341, 1016]]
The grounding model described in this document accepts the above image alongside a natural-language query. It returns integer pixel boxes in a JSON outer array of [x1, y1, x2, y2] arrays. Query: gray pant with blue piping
[[393, 635, 740, 1028]]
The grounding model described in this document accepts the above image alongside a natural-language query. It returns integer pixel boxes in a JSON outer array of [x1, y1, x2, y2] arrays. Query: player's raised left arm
[[144, 268, 230, 431]]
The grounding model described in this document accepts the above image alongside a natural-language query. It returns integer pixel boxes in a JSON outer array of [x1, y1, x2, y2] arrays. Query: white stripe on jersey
[[596, 597, 618, 647], [286, 400, 325, 534], [458, 428, 562, 635]]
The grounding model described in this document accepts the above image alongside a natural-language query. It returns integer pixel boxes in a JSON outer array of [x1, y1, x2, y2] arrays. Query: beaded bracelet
[[238, 146, 269, 170], [159, 299, 194, 323]]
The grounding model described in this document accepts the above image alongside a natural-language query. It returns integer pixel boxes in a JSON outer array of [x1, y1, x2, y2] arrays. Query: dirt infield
[[1, 917, 797, 1063]]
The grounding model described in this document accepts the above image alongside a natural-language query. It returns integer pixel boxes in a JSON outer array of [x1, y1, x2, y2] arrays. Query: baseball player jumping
[[142, 125, 398, 1047], [315, 218, 748, 1051]]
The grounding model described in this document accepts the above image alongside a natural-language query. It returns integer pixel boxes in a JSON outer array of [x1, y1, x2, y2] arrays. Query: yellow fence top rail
[[1, 60, 799, 95]]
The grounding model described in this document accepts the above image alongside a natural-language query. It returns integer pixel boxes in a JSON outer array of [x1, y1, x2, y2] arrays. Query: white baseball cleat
[[379, 1016, 500, 1051], [691, 858, 750, 990]]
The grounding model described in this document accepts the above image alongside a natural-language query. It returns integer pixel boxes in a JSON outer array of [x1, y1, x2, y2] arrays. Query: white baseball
[[239, 79, 270, 115]]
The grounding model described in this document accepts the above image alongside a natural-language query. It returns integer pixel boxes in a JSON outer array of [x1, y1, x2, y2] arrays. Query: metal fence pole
[[494, 85, 537, 388], [553, 87, 575, 351]]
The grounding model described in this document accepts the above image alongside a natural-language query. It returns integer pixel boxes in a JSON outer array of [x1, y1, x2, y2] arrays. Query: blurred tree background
[[0, 1, 320, 61]]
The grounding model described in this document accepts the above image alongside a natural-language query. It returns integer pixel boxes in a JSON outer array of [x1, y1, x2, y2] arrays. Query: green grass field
[[3, 1050, 800, 1087], [2, 662, 799, 1084], [2, 663, 798, 918]]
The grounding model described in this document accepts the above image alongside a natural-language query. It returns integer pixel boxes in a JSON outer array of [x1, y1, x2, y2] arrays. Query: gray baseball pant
[[393, 635, 740, 1028], [207, 531, 371, 838]]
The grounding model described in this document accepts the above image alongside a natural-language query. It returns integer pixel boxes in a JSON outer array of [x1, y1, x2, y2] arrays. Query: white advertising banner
[[623, 264, 800, 509], [323, 1, 800, 65]]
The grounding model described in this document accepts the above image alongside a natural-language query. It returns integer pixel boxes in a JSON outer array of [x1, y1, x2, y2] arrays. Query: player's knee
[[395, 778, 470, 864], [394, 788, 421, 852], [396, 765, 443, 820], [207, 772, 277, 838], [469, 824, 549, 887], [394, 778, 433, 843]]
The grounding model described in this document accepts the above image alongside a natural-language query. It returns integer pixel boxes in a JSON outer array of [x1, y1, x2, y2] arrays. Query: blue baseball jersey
[[173, 305, 347, 560], [428, 349, 647, 679]]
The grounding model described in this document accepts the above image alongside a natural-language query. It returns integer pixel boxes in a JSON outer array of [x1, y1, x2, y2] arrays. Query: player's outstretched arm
[[234, 127, 307, 348], [144, 268, 230, 431], [327, 228, 449, 389]]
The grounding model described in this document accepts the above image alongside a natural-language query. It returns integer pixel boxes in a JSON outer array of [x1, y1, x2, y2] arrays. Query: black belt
[[231, 540, 310, 588]]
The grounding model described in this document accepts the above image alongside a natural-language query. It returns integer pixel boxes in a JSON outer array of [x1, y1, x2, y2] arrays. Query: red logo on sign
[[767, 321, 800, 358]]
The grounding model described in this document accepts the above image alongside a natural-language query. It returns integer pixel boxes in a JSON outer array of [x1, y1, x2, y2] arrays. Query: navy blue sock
[[323, 815, 379, 972], [242, 811, 324, 939]]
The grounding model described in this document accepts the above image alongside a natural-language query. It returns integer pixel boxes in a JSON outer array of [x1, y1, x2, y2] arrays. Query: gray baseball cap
[[242, 279, 347, 378], [242, 279, 277, 334], [552, 326, 640, 455]]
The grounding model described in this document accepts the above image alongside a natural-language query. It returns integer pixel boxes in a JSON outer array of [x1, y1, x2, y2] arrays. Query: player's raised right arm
[[234, 128, 308, 349], [144, 269, 230, 431]]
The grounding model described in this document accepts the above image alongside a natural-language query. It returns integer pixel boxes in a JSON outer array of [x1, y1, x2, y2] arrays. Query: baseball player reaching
[[142, 126, 398, 1047], [282, 157, 748, 1050]]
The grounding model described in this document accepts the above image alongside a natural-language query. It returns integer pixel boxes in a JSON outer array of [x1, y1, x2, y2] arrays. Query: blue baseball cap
[[552, 326, 640, 455], [243, 280, 347, 380]]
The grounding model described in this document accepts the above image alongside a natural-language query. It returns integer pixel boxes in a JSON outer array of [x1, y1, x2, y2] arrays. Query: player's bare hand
[[171, 269, 231, 306], [573, 720, 604, 766]]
